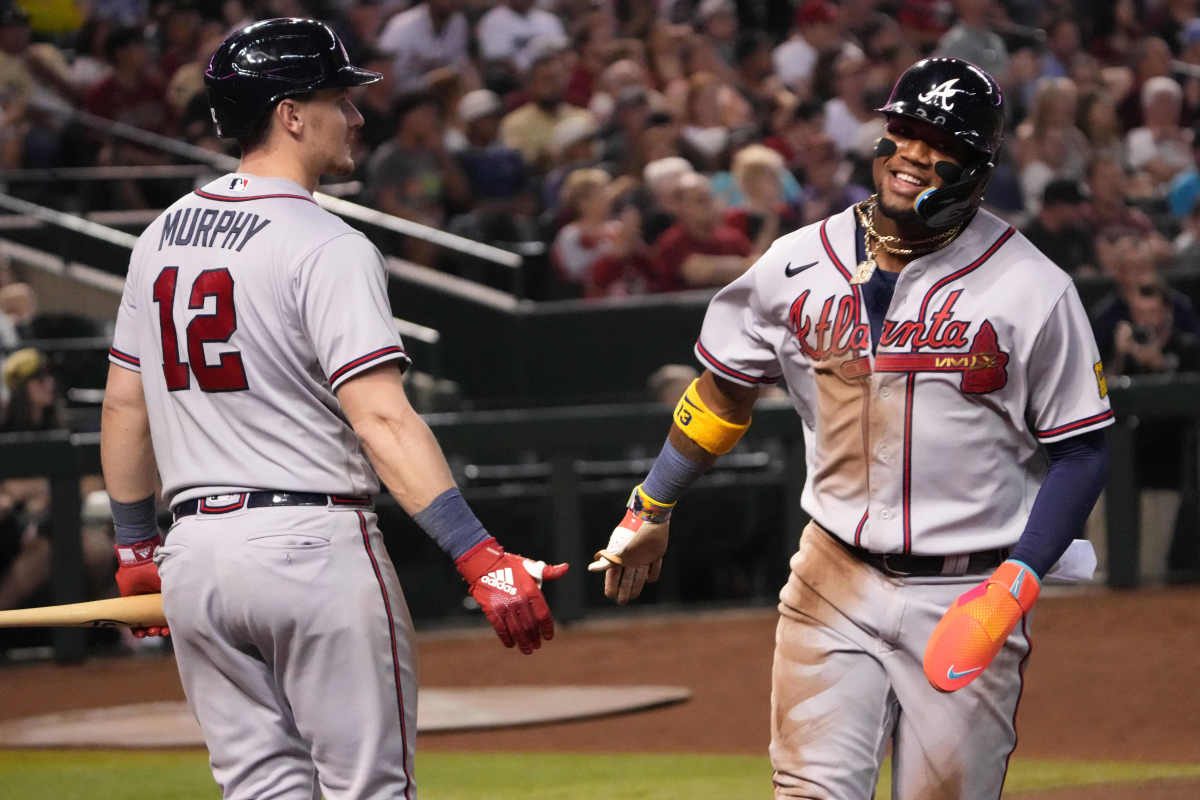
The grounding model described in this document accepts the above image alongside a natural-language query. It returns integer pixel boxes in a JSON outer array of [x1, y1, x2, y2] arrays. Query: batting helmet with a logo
[[204, 18, 380, 140], [874, 57, 1005, 227]]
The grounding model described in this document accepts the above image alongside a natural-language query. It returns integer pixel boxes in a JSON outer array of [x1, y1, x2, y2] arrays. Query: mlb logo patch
[[229, 176, 250, 192]]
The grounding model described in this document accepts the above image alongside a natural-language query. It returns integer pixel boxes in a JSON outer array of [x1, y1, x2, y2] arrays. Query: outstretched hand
[[455, 538, 568, 654]]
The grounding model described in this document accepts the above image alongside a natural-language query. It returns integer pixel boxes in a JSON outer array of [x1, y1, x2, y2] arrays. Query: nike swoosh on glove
[[923, 559, 1039, 692], [114, 535, 170, 638], [455, 537, 568, 654]]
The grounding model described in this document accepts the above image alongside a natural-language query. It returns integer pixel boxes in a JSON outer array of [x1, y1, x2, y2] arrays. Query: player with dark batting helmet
[[590, 56, 1111, 798]]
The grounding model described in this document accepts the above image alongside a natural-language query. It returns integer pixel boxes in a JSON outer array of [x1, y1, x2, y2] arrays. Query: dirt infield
[[2, 585, 1198, 796]]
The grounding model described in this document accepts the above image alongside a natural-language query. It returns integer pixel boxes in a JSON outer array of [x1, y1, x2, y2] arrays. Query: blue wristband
[[412, 488, 490, 560], [641, 437, 708, 506], [110, 494, 159, 545]]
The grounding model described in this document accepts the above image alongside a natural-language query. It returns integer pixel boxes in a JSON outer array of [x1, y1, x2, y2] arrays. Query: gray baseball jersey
[[109, 174, 410, 508], [110, 174, 418, 800], [695, 205, 1113, 798]]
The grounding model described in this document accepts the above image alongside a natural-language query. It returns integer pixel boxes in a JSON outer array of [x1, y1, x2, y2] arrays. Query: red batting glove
[[923, 560, 1039, 692], [114, 535, 169, 638], [454, 537, 568, 654]]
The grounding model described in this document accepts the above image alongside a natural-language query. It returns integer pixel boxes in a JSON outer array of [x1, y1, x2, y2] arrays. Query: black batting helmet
[[204, 18, 381, 139], [875, 57, 1005, 228]]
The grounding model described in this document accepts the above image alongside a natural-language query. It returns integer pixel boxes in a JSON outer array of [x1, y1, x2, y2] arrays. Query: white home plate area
[[0, 686, 691, 748]]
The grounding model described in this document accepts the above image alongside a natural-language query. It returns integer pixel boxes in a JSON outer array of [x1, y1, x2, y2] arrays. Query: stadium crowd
[[0, 2, 1197, 343]]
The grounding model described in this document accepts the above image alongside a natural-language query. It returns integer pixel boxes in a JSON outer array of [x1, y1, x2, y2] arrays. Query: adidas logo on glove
[[481, 567, 518, 596]]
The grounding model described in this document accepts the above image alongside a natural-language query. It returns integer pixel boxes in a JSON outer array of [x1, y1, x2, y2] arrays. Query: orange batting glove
[[923, 560, 1039, 692]]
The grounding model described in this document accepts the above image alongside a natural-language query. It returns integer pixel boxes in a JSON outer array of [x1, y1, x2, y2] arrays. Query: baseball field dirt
[[2, 584, 1198, 797]]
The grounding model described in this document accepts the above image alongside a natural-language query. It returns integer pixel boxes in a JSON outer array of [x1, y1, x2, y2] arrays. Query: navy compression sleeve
[[1008, 430, 1109, 577]]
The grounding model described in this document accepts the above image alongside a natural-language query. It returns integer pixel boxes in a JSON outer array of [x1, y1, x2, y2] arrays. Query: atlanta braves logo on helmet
[[918, 78, 968, 111]]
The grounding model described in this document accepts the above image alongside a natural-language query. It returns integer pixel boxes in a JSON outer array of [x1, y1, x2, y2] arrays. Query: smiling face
[[873, 115, 973, 224]]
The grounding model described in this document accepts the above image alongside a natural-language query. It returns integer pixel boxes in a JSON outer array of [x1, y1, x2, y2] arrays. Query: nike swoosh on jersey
[[947, 665, 983, 680], [784, 261, 818, 277]]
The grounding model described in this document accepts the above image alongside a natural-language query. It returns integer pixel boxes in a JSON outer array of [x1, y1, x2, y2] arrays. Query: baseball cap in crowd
[[794, 0, 838, 27], [458, 89, 504, 124], [1041, 178, 1088, 208], [2, 348, 46, 390], [526, 32, 569, 69], [550, 114, 599, 159]]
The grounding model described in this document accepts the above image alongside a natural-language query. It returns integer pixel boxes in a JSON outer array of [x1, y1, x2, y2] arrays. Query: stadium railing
[[2, 381, 1195, 663]]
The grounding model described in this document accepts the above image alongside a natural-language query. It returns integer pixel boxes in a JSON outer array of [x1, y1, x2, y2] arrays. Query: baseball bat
[[0, 594, 165, 628]]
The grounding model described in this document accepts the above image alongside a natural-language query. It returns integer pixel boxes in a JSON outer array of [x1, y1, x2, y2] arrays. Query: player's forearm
[[354, 409, 457, 513], [641, 371, 757, 505], [100, 387, 158, 502]]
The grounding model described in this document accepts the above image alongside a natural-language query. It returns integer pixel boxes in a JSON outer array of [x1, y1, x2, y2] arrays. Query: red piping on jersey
[[358, 511, 414, 799], [694, 340, 780, 385], [329, 346, 409, 385], [999, 617, 1032, 798], [109, 347, 140, 367], [192, 189, 316, 204], [900, 226, 1015, 552], [853, 509, 868, 546], [1035, 409, 1114, 439]]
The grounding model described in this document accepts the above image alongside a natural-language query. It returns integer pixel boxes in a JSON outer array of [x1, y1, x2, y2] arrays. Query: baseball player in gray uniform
[[100, 19, 566, 800], [589, 58, 1113, 798]]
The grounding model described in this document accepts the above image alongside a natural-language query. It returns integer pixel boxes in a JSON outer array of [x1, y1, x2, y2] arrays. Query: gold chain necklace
[[851, 196, 963, 284]]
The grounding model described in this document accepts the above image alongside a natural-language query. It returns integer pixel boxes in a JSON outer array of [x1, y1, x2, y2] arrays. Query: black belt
[[831, 533, 1009, 577], [173, 491, 371, 521]]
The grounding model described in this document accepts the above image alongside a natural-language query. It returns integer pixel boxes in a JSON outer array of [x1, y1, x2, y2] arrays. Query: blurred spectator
[[377, 0, 471, 96], [588, 58, 659, 124], [0, 5, 36, 168], [1086, 154, 1162, 237], [639, 155, 695, 243], [823, 47, 883, 157], [1108, 277, 1200, 376], [1016, 77, 1090, 214], [1126, 75, 1193, 184], [541, 113, 602, 218], [599, 85, 653, 177], [550, 168, 625, 292], [1077, 89, 1127, 166], [773, 0, 840, 95], [366, 90, 471, 263], [796, 134, 870, 226], [476, 0, 566, 74], [68, 16, 115, 92], [696, 0, 739, 67], [1167, 123, 1200, 218], [731, 30, 777, 112], [652, 172, 751, 291], [1021, 179, 1096, 275], [1, 349, 64, 433], [589, 199, 657, 298], [1116, 36, 1173, 130], [1039, 15, 1082, 81], [0, 282, 35, 339], [453, 89, 527, 203], [500, 49, 589, 170], [84, 25, 167, 132], [681, 71, 734, 171], [934, 0, 1009, 84], [1092, 238, 1200, 361], [764, 96, 824, 171], [356, 51, 400, 152], [564, 10, 615, 109], [722, 144, 800, 255], [156, 0, 201, 79], [647, 363, 700, 405], [90, 0, 150, 27], [0, 487, 49, 613]]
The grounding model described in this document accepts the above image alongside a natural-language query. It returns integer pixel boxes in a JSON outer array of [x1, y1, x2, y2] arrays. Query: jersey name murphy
[[157, 207, 272, 252]]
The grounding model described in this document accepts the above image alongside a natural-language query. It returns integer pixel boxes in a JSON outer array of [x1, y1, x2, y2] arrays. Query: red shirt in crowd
[[651, 222, 752, 292], [85, 74, 167, 132]]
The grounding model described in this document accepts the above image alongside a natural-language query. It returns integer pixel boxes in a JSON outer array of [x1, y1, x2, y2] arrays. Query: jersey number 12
[[153, 266, 248, 392]]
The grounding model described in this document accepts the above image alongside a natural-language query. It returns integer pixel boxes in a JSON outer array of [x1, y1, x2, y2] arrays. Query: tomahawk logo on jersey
[[695, 205, 1113, 556]]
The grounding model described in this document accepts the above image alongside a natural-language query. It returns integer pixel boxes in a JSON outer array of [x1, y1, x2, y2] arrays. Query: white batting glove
[[587, 485, 673, 605]]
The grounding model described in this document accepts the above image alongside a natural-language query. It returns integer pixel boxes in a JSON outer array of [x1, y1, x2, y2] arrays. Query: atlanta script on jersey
[[695, 205, 1113, 555]]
